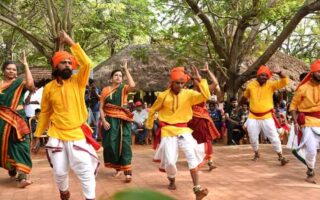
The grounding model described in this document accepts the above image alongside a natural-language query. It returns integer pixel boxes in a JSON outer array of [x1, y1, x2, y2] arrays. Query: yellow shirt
[[289, 81, 320, 126], [146, 79, 210, 137], [35, 43, 92, 140], [244, 77, 289, 119]]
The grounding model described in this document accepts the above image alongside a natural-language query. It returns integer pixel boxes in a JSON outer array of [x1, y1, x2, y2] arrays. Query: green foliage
[[0, 0, 155, 67], [108, 188, 175, 200]]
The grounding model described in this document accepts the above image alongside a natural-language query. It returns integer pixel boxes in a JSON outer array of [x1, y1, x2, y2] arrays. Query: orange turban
[[296, 59, 320, 91], [257, 65, 272, 79], [170, 67, 190, 82], [52, 51, 79, 69]]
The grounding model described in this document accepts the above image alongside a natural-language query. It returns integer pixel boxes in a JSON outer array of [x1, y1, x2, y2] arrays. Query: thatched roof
[[18, 67, 52, 82], [94, 44, 174, 91], [94, 44, 308, 92]]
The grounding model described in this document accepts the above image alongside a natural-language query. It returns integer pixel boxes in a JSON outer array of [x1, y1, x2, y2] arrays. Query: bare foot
[[305, 176, 316, 184], [279, 157, 289, 166], [195, 188, 209, 200], [17, 179, 33, 188], [112, 171, 122, 178], [125, 175, 132, 183]]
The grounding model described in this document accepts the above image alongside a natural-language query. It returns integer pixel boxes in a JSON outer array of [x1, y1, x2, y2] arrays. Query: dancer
[[99, 59, 135, 183], [290, 60, 320, 184], [188, 63, 220, 171], [243, 65, 289, 165], [0, 52, 34, 188], [146, 66, 210, 200], [33, 31, 100, 200]]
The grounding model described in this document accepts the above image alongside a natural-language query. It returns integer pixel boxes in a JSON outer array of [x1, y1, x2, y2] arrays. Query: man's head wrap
[[257, 65, 272, 79], [170, 67, 190, 82], [296, 60, 320, 91], [52, 51, 78, 69]]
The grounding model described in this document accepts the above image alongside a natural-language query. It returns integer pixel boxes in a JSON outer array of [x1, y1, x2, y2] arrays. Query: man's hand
[[32, 138, 41, 154], [59, 30, 75, 46], [191, 65, 201, 82], [270, 65, 282, 75]]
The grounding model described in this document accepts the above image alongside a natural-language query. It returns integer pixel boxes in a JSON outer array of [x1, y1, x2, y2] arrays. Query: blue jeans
[[87, 108, 100, 140], [131, 123, 147, 144]]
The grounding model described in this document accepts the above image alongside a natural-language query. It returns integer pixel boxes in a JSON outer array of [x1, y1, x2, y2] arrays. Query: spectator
[[225, 98, 245, 145], [24, 79, 44, 122], [132, 101, 148, 145], [87, 79, 101, 140]]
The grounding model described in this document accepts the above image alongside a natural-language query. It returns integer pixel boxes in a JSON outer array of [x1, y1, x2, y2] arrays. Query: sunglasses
[[60, 61, 72, 65]]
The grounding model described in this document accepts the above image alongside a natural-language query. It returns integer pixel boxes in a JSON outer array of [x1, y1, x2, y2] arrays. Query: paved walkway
[[0, 144, 319, 200]]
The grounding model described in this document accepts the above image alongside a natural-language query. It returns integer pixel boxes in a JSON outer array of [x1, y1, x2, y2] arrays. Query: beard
[[57, 68, 72, 79]]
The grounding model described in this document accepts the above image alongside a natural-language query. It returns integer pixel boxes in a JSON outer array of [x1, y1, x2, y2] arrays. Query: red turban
[[170, 67, 190, 82], [52, 51, 79, 69], [296, 59, 320, 91], [257, 65, 272, 79]]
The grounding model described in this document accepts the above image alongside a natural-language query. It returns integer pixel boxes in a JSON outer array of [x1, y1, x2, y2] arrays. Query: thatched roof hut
[[18, 67, 52, 82], [94, 45, 173, 91], [94, 44, 308, 92]]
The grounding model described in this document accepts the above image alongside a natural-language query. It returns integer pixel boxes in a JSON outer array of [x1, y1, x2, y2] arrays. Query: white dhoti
[[245, 118, 282, 153], [153, 132, 205, 178], [46, 137, 100, 199], [293, 127, 320, 169]]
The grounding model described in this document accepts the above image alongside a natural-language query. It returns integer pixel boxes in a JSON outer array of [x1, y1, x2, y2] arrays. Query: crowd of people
[[0, 30, 319, 200]]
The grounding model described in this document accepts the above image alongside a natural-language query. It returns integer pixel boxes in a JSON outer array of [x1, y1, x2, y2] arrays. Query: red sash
[[81, 124, 101, 151], [250, 109, 281, 129], [153, 122, 188, 150]]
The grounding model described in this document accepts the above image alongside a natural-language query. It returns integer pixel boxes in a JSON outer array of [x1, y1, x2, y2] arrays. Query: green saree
[[101, 83, 133, 172], [0, 78, 32, 174]]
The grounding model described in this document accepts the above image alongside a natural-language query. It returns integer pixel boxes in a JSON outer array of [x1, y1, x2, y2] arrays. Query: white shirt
[[24, 87, 43, 117], [132, 109, 148, 124]]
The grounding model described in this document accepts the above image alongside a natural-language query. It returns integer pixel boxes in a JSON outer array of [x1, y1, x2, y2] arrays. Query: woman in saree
[[188, 63, 221, 171], [99, 59, 135, 183], [0, 52, 35, 188]]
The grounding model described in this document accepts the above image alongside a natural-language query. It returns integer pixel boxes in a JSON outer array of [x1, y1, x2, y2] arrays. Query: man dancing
[[33, 31, 100, 200], [146, 66, 210, 200], [243, 65, 289, 165], [290, 60, 320, 184]]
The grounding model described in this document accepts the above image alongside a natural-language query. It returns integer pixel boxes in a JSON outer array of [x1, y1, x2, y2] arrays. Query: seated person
[[131, 101, 148, 144], [225, 98, 245, 145]]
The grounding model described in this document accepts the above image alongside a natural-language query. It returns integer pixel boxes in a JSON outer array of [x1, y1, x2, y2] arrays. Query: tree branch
[[185, 0, 229, 64], [240, 0, 320, 84], [0, 15, 51, 59]]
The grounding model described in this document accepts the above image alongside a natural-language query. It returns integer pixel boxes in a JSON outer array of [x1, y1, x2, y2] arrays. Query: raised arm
[[121, 59, 135, 92], [271, 66, 289, 90], [20, 51, 35, 91], [189, 66, 210, 105], [59, 31, 91, 88], [200, 62, 221, 95]]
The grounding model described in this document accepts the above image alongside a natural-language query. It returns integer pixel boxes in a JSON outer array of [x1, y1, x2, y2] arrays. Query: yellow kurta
[[244, 77, 289, 119], [34, 43, 92, 141], [289, 81, 320, 126], [146, 79, 210, 137]]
